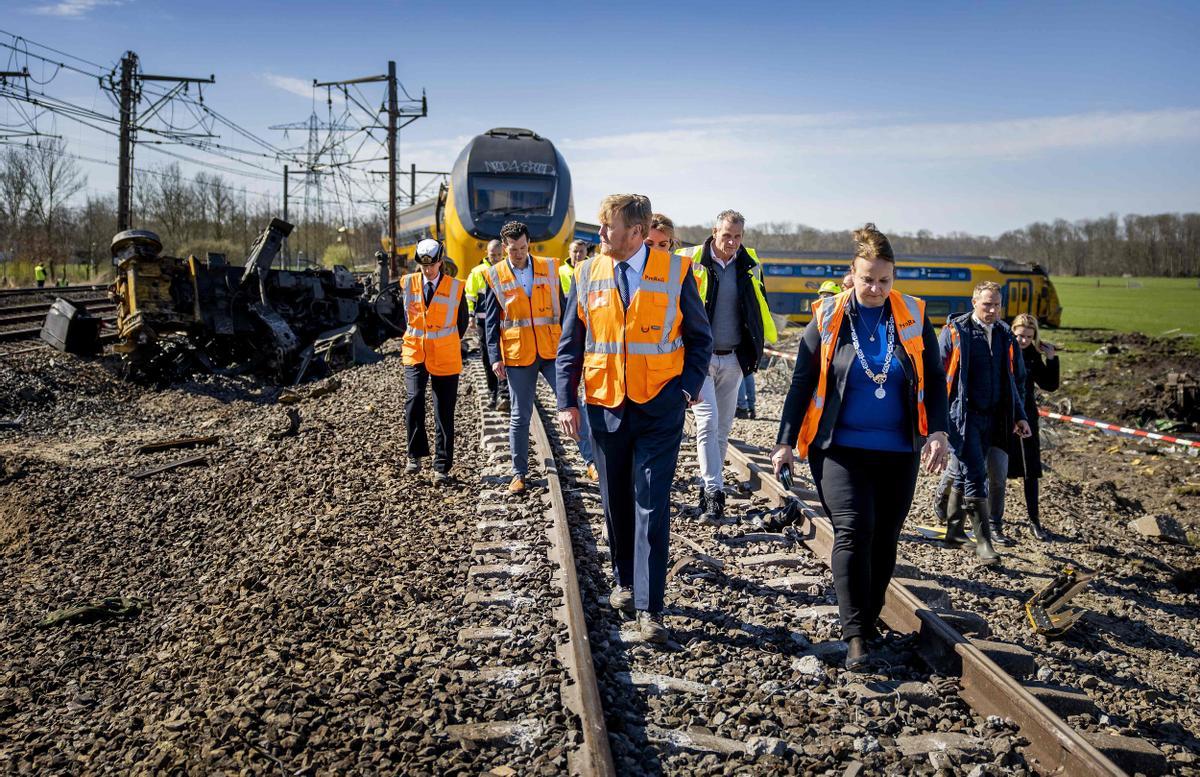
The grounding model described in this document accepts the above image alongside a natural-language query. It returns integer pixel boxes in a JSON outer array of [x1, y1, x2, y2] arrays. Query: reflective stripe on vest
[[486, 256, 562, 365], [401, 273, 464, 375], [577, 249, 688, 406], [795, 289, 928, 455]]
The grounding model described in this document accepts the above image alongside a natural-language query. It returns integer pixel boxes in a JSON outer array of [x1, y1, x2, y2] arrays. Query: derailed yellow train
[[382, 127, 575, 280], [759, 252, 1062, 327]]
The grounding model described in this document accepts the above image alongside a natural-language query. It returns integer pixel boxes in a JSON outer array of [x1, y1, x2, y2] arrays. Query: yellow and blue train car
[[759, 251, 1062, 327], [383, 127, 575, 280]]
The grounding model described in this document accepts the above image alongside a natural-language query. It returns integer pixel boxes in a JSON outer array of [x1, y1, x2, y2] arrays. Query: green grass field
[[1054, 276, 1200, 336]]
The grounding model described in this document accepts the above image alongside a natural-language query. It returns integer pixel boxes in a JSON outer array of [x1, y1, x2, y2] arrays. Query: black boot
[[1029, 513, 1050, 542], [702, 489, 725, 526], [968, 498, 1000, 566], [943, 488, 968, 549], [991, 518, 1014, 547], [934, 484, 951, 525], [748, 405, 756, 420]]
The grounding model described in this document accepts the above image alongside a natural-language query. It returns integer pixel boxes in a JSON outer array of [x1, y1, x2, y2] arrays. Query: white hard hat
[[416, 238, 442, 264]]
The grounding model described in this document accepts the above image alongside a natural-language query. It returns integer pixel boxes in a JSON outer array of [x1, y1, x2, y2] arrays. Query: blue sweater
[[832, 305, 911, 452]]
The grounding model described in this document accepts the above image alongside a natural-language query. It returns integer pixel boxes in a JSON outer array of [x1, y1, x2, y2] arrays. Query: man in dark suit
[[556, 193, 713, 643]]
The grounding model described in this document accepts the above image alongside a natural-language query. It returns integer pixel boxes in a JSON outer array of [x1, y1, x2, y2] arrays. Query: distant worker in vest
[[34, 262, 47, 288], [1006, 313, 1058, 541], [772, 223, 949, 671], [939, 281, 1031, 563], [400, 239, 468, 483], [466, 239, 507, 409], [818, 280, 842, 299], [678, 210, 777, 523], [645, 212, 676, 252], [557, 194, 713, 643], [484, 221, 595, 494]]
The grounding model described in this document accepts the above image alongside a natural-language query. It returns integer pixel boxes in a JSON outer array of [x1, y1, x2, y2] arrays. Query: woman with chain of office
[[771, 223, 950, 670]]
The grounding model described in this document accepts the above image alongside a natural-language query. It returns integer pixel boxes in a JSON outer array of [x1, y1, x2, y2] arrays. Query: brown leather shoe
[[508, 475, 526, 495]]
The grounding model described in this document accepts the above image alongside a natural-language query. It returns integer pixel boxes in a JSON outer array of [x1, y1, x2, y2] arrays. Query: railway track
[[473, 369, 1165, 774]]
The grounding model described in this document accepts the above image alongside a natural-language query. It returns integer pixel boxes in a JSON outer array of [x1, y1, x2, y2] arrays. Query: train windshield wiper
[[477, 205, 548, 217]]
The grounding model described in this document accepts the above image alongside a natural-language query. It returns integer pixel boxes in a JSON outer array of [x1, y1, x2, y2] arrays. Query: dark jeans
[[810, 445, 920, 641], [956, 411, 1002, 499], [476, 318, 499, 394], [404, 364, 458, 473], [589, 399, 684, 613]]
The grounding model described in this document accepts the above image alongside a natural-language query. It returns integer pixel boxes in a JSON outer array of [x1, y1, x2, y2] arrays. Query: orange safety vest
[[796, 288, 928, 456], [401, 272, 464, 376], [486, 256, 562, 366], [575, 248, 691, 407]]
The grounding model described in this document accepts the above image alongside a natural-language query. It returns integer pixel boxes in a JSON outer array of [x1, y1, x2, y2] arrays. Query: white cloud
[[559, 108, 1200, 232], [262, 73, 323, 102], [30, 0, 123, 17]]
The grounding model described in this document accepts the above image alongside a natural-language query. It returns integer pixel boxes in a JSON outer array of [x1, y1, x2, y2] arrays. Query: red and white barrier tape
[[763, 347, 1199, 450], [1038, 410, 1200, 450]]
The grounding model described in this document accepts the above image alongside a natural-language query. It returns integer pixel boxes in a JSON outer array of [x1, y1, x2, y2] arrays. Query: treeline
[[0, 138, 382, 285], [677, 213, 1200, 277]]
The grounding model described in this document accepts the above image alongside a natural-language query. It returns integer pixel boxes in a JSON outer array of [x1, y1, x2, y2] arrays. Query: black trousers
[[404, 364, 458, 473], [588, 399, 684, 613], [810, 445, 920, 641], [476, 318, 498, 394]]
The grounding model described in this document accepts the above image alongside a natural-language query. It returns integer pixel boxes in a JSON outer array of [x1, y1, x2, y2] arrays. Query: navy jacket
[[556, 258, 713, 432], [938, 313, 1028, 453]]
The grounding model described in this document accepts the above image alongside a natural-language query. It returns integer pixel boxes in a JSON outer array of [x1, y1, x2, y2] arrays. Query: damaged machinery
[[107, 219, 404, 381], [1024, 564, 1098, 638]]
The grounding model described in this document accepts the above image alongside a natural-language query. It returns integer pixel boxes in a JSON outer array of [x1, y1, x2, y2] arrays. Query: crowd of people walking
[[397, 197, 1056, 666]]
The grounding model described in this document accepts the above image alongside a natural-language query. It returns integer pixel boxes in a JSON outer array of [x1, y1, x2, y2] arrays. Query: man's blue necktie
[[616, 261, 630, 308]]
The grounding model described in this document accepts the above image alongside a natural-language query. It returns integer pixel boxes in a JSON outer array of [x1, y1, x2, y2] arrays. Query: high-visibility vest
[[575, 248, 690, 407], [485, 256, 561, 366], [401, 272, 464, 376], [465, 259, 491, 315], [34, 264, 47, 282], [795, 288, 928, 456], [559, 261, 574, 295], [677, 245, 777, 344]]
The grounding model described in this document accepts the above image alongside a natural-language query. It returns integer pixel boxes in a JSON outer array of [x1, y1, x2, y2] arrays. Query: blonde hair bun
[[852, 222, 895, 263]]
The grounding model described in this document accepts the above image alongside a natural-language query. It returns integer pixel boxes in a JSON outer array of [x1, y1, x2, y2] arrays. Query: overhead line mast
[[113, 51, 215, 231], [315, 61, 426, 277]]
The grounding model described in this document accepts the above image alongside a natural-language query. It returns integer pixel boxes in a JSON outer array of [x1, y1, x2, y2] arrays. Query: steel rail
[[527, 401, 615, 777], [723, 439, 1128, 777], [0, 304, 115, 327], [0, 317, 116, 343], [0, 297, 111, 315], [0, 285, 106, 297]]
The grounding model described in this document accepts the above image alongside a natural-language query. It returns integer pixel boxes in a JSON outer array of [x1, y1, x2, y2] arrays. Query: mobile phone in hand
[[779, 464, 794, 491]]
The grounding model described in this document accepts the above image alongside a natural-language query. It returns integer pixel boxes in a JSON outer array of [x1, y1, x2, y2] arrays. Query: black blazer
[[776, 296, 948, 453]]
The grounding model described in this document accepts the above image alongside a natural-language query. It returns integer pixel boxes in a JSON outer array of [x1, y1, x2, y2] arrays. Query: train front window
[[470, 176, 555, 217]]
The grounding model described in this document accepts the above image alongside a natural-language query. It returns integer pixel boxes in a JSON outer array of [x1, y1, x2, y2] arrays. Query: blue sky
[[3, 0, 1198, 235]]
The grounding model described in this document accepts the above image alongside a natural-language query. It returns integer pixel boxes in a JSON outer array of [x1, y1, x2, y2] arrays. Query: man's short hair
[[500, 221, 529, 243], [973, 281, 1002, 299], [598, 194, 652, 235], [715, 209, 745, 228], [570, 238, 590, 250], [487, 239, 502, 250]]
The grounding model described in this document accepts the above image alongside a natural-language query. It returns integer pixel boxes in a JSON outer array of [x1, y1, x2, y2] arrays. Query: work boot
[[942, 488, 968, 549], [609, 586, 634, 614], [933, 484, 951, 525], [748, 405, 756, 420], [968, 498, 1000, 566], [508, 475, 526, 495], [405, 458, 422, 474], [702, 489, 725, 526], [735, 407, 750, 420], [433, 470, 450, 484], [637, 610, 669, 644], [697, 487, 709, 516], [991, 519, 1014, 547], [496, 392, 510, 412]]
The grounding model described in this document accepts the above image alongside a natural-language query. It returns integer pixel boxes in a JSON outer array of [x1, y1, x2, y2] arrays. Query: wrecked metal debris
[[129, 453, 209, 480], [136, 434, 220, 454]]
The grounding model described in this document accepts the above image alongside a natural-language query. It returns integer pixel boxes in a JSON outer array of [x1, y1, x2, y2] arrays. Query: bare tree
[[26, 138, 86, 276]]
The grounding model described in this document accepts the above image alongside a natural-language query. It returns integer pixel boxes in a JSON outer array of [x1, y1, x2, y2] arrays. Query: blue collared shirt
[[615, 243, 647, 301]]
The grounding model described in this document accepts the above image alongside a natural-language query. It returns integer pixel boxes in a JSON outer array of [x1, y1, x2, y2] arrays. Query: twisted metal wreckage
[[43, 219, 406, 382]]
